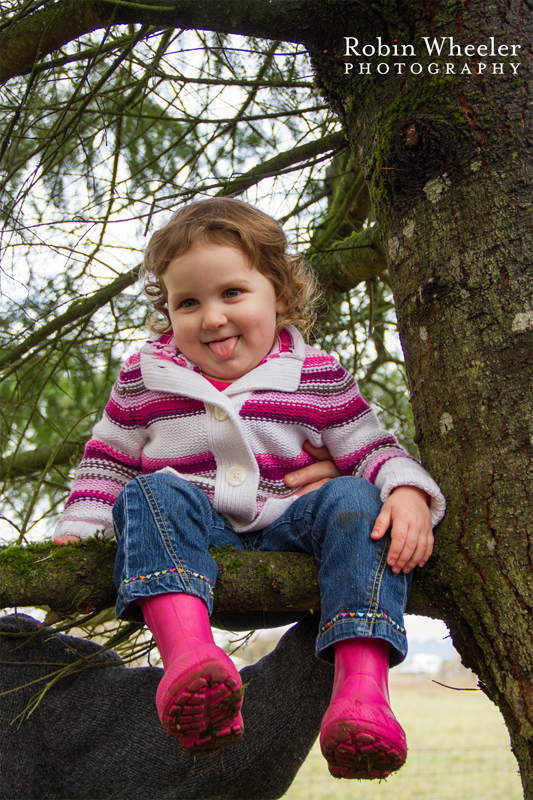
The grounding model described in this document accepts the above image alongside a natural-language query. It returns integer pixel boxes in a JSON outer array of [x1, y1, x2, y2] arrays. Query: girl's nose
[[202, 304, 227, 329]]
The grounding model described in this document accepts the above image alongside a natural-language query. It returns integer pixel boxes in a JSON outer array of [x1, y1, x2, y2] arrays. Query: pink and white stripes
[[54, 327, 445, 540]]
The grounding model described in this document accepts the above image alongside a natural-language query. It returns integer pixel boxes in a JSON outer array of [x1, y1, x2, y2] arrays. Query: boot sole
[[156, 644, 244, 754], [321, 718, 407, 779]]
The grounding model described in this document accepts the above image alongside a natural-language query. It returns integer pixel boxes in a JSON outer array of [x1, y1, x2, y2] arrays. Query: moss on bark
[[308, 2, 533, 794], [0, 539, 432, 619]]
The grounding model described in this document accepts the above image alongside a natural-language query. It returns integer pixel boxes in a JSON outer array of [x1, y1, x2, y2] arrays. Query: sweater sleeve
[[320, 360, 446, 527], [53, 354, 148, 541]]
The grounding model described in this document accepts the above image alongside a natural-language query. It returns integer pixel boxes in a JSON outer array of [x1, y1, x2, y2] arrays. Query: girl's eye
[[224, 288, 242, 299], [179, 298, 197, 308]]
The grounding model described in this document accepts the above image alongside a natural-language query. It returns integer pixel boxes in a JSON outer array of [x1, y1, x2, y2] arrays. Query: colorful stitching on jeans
[[320, 611, 405, 634], [122, 568, 210, 585]]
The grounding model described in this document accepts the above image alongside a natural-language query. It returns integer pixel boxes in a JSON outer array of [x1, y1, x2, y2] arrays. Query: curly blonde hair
[[141, 197, 321, 337]]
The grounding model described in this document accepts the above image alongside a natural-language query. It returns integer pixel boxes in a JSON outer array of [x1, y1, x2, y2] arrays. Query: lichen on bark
[[0, 539, 432, 620], [307, 2, 533, 793]]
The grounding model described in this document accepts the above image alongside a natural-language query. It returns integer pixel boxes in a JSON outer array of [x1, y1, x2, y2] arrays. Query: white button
[[214, 407, 228, 421], [225, 466, 246, 486]]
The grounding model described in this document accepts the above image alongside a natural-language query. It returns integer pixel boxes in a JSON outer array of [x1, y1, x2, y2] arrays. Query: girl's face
[[163, 243, 285, 381]]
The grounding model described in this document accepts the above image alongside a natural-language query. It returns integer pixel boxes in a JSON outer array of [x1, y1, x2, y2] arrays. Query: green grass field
[[283, 675, 522, 800]]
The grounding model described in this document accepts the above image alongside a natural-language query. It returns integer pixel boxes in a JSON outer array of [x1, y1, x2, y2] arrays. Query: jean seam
[[137, 475, 193, 593], [362, 539, 389, 636]]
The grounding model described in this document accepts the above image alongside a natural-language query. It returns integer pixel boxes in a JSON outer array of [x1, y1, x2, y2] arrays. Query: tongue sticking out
[[208, 336, 239, 359]]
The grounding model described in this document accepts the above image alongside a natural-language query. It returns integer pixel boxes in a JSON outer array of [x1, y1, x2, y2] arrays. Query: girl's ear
[[275, 292, 288, 314]]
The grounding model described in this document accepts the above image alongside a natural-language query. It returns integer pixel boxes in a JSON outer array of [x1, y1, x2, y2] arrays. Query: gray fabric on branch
[[0, 613, 333, 800]]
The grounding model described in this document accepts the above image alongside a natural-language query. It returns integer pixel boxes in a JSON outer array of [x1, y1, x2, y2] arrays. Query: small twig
[[431, 679, 480, 691]]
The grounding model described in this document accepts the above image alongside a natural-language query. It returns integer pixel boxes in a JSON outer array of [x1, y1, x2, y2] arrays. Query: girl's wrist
[[390, 484, 431, 505]]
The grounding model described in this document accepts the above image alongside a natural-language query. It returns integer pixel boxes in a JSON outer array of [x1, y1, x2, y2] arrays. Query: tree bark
[[0, 540, 434, 619], [310, 225, 388, 294], [307, 2, 533, 795]]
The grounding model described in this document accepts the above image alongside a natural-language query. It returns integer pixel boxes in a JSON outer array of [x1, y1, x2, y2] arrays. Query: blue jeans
[[112, 474, 413, 665]]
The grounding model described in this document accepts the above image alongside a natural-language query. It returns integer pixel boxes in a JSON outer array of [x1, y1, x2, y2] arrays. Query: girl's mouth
[[207, 336, 239, 359]]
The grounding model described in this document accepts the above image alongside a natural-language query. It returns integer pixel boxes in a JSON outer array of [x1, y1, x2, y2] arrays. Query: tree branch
[[310, 226, 388, 294], [0, 268, 139, 372], [0, 131, 346, 379], [150, 73, 315, 89], [19, 30, 145, 75], [0, 0, 325, 84], [218, 130, 347, 197], [0, 540, 436, 621], [0, 441, 83, 481]]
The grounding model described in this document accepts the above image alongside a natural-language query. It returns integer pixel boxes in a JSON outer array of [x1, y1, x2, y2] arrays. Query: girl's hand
[[284, 441, 341, 497], [53, 535, 81, 546], [371, 485, 433, 574]]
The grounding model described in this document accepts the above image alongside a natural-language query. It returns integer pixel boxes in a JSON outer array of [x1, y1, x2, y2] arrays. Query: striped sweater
[[55, 326, 445, 540]]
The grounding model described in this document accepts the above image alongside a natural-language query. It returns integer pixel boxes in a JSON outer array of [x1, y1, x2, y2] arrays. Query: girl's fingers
[[401, 536, 428, 573], [376, 487, 434, 573], [53, 535, 81, 546], [302, 441, 334, 461], [371, 507, 392, 540], [285, 463, 337, 488], [416, 530, 434, 568], [393, 528, 434, 573], [387, 523, 410, 571], [292, 477, 331, 497]]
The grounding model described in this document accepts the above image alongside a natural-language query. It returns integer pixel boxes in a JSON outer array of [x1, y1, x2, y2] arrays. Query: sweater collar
[[141, 325, 306, 397]]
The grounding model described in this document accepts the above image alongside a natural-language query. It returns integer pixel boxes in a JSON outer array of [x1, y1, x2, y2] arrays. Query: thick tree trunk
[[308, 2, 533, 795]]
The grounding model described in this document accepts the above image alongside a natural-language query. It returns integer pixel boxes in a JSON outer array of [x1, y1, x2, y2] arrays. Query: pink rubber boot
[[137, 593, 244, 754], [319, 637, 407, 779]]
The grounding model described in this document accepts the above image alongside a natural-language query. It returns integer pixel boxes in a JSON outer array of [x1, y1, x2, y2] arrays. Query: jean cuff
[[115, 569, 214, 621], [316, 611, 408, 667]]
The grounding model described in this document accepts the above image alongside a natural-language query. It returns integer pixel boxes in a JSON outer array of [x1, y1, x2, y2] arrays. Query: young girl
[[54, 198, 445, 780]]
